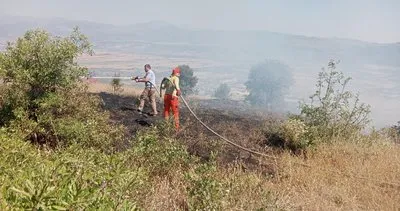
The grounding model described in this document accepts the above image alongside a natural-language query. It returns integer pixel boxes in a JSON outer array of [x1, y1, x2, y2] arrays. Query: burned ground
[[97, 92, 279, 174]]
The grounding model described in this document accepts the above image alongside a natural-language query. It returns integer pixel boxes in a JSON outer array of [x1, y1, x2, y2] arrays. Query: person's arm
[[139, 77, 150, 82], [136, 73, 150, 82]]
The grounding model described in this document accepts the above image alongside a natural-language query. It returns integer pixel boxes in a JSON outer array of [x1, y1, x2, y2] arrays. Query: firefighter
[[160, 67, 181, 129]]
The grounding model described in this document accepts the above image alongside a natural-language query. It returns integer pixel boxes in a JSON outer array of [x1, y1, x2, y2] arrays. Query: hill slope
[[1, 15, 399, 67]]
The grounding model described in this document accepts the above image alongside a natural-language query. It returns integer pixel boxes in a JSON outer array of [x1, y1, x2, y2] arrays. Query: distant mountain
[[1, 15, 399, 68]]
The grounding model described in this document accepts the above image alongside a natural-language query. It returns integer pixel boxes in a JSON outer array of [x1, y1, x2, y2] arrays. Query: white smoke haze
[[0, 0, 399, 127], [1, 0, 399, 43]]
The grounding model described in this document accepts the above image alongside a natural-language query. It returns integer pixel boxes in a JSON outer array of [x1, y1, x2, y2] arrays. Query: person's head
[[172, 67, 180, 76], [144, 64, 151, 72]]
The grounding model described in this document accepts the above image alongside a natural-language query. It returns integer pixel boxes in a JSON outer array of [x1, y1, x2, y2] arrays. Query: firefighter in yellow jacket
[[160, 67, 181, 129]]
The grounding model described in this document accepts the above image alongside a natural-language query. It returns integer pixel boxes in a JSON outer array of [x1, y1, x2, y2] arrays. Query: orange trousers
[[164, 94, 180, 129]]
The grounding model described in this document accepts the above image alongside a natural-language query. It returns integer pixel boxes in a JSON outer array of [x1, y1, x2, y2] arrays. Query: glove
[[176, 90, 182, 96], [131, 76, 139, 80]]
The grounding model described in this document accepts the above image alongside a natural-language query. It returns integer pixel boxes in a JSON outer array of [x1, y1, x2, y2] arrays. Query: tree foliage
[[245, 60, 293, 109], [178, 65, 198, 95], [0, 28, 91, 124], [298, 60, 371, 140], [0, 28, 124, 149], [214, 83, 231, 99]]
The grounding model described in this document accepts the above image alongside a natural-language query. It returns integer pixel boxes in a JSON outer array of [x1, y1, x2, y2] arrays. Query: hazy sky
[[1, 0, 399, 43]]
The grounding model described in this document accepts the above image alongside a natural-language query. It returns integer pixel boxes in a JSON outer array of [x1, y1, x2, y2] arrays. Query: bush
[[111, 73, 124, 95], [394, 122, 400, 135], [263, 61, 371, 151], [391, 122, 400, 144], [245, 60, 293, 109], [0, 136, 142, 210], [178, 65, 198, 95], [214, 83, 231, 99], [0, 29, 125, 150], [297, 60, 371, 141], [0, 127, 200, 210], [280, 119, 310, 150], [263, 118, 311, 152]]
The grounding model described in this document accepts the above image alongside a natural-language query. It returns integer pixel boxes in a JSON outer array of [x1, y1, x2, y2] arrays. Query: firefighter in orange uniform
[[160, 67, 181, 129]]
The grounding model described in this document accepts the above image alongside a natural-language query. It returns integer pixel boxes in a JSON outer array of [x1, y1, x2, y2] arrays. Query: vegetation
[[263, 61, 372, 151], [111, 73, 124, 95], [297, 60, 371, 141], [2, 121, 399, 210], [214, 83, 231, 99], [178, 64, 198, 95], [394, 121, 400, 134], [0, 28, 124, 150], [245, 60, 293, 109], [1, 30, 399, 210]]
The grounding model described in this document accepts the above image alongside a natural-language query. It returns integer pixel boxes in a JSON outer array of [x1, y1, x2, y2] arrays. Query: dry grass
[[177, 139, 400, 210], [169, 119, 400, 210], [86, 81, 143, 96], [165, 123, 400, 210], [144, 178, 189, 210], [139, 141, 400, 210], [223, 140, 400, 210], [86, 82, 400, 210]]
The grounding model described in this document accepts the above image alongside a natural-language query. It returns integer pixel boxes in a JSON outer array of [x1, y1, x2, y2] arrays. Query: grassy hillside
[[1, 89, 400, 210]]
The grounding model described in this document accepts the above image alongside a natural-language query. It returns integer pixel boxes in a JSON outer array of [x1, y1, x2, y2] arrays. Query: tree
[[214, 83, 231, 99], [178, 65, 198, 95], [298, 60, 371, 139], [245, 60, 293, 109]]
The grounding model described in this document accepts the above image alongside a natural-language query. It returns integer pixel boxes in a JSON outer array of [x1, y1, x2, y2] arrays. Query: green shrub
[[111, 73, 124, 95], [263, 61, 371, 151], [0, 29, 125, 150], [263, 118, 312, 152], [394, 121, 400, 135], [0, 128, 195, 210], [297, 60, 371, 141], [0, 135, 143, 210], [280, 119, 310, 150]]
